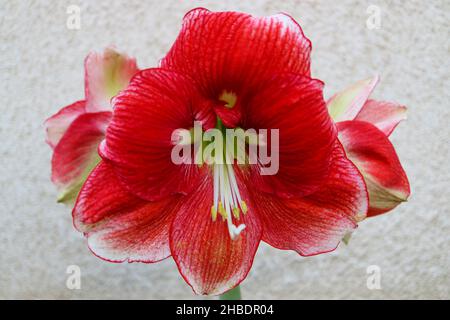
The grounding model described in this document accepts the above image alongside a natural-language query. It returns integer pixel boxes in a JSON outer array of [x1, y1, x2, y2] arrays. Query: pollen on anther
[[232, 207, 240, 219], [211, 163, 247, 240], [240, 201, 248, 214], [211, 205, 217, 221], [218, 201, 227, 219]]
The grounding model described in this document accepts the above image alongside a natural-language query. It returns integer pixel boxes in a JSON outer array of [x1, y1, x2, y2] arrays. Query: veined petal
[[249, 142, 368, 256], [355, 99, 407, 136], [73, 162, 181, 263], [337, 121, 410, 216], [103, 68, 212, 201], [44, 100, 86, 149], [161, 8, 311, 96], [327, 76, 379, 122], [85, 47, 139, 112], [170, 172, 262, 295], [242, 73, 336, 198], [51, 111, 112, 203]]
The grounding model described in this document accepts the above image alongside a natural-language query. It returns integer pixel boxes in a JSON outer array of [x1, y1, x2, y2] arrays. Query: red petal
[[242, 73, 336, 197], [249, 142, 367, 256], [73, 162, 181, 263], [170, 172, 262, 295], [354, 99, 407, 136], [103, 68, 212, 201], [337, 121, 410, 216], [44, 100, 86, 149], [84, 47, 139, 112], [51, 111, 111, 203], [161, 8, 311, 96]]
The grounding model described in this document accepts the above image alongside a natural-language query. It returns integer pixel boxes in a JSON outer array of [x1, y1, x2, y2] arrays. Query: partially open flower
[[45, 48, 139, 203], [327, 76, 410, 217], [72, 9, 368, 295]]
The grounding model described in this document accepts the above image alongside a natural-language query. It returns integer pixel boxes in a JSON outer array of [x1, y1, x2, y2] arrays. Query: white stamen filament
[[211, 162, 247, 240]]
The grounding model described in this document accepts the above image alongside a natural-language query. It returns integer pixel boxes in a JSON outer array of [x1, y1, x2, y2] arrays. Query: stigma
[[219, 90, 237, 108], [210, 162, 247, 240]]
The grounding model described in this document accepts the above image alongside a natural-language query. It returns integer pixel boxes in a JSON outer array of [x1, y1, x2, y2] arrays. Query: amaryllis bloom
[[73, 8, 369, 295], [45, 48, 139, 203], [327, 76, 410, 216]]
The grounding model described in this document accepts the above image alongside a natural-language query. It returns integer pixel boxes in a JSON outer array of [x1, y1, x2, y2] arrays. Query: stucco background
[[1, 0, 449, 299]]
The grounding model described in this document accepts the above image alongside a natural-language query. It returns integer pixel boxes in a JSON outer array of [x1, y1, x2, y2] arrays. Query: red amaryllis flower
[[327, 76, 410, 216], [45, 48, 139, 203], [73, 8, 368, 295]]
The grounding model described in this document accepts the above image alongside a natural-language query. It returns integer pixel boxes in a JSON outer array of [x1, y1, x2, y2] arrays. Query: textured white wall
[[1, 0, 449, 299]]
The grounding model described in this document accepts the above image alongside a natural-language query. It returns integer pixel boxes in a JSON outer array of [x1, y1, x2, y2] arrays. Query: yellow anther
[[240, 201, 248, 214], [232, 207, 240, 219], [218, 201, 227, 219], [211, 163, 247, 239], [211, 205, 217, 222]]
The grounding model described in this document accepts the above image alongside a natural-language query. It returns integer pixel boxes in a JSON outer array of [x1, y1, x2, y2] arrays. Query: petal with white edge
[[51, 111, 112, 204], [355, 99, 407, 136], [249, 142, 368, 256], [85, 47, 139, 112], [327, 76, 379, 122], [161, 8, 312, 95], [44, 100, 86, 149], [170, 171, 262, 295], [338, 120, 410, 216], [73, 161, 181, 263]]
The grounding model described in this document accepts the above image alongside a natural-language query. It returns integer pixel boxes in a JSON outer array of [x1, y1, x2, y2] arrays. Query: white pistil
[[211, 163, 247, 240]]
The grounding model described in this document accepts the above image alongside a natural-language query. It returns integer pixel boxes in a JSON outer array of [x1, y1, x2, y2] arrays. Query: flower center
[[209, 117, 247, 240], [218, 90, 237, 108], [211, 162, 247, 240]]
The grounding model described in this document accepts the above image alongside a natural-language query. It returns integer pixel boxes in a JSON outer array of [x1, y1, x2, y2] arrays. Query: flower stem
[[219, 285, 241, 300]]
